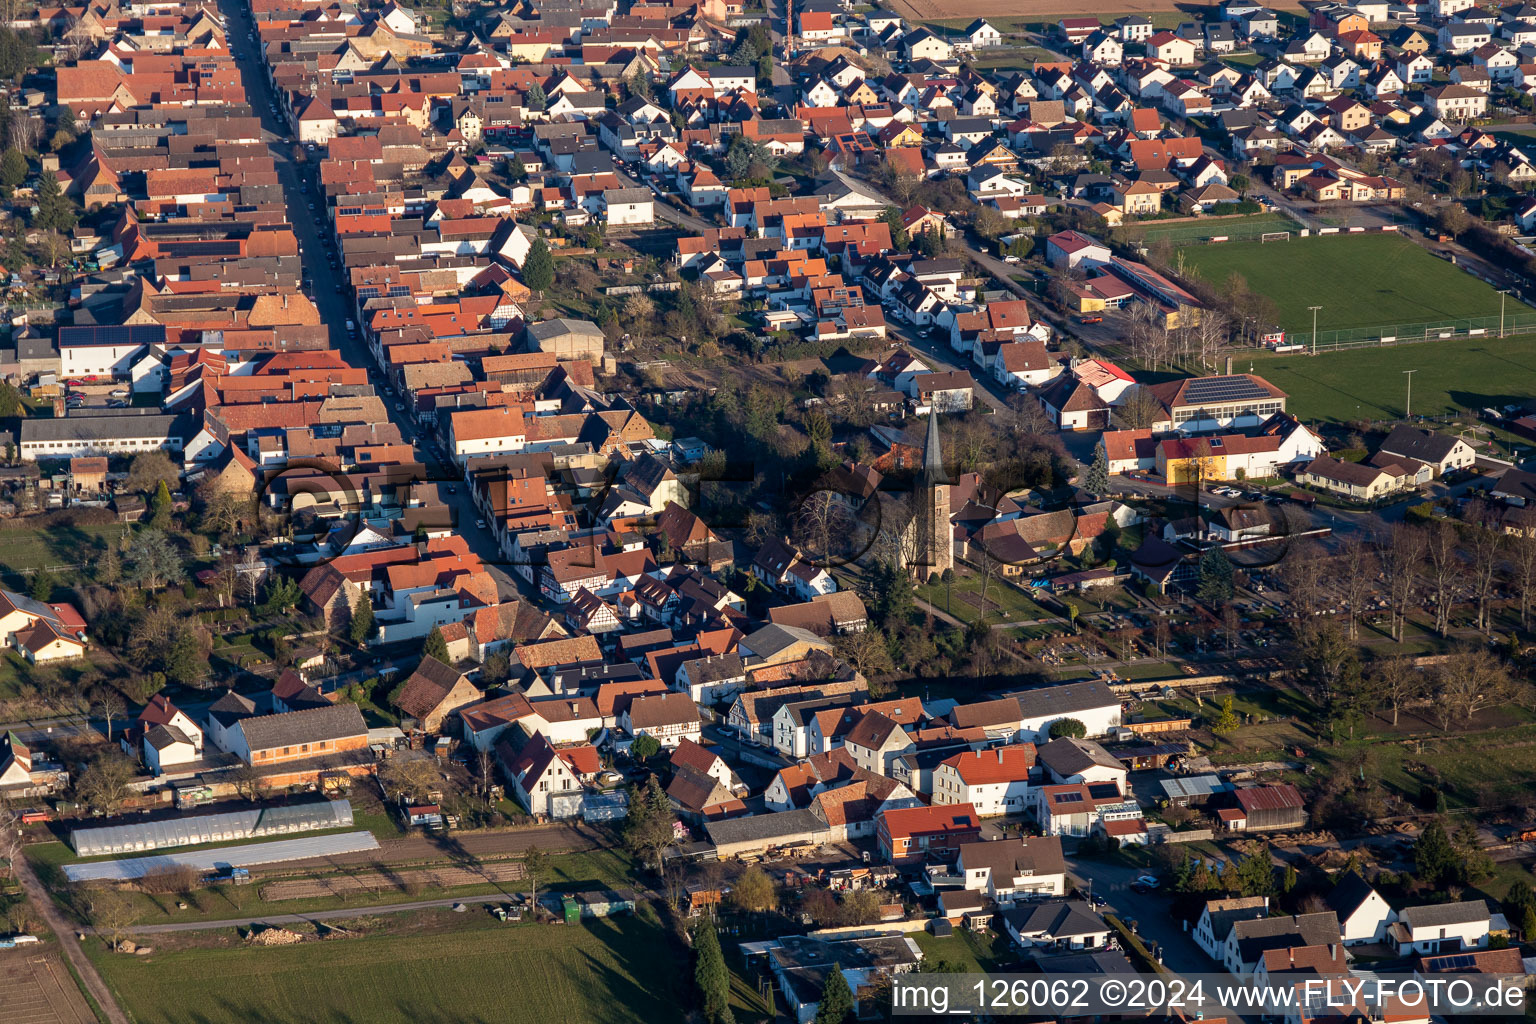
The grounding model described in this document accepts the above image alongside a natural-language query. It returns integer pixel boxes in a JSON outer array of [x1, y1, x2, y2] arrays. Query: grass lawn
[[1130, 212, 1300, 244], [0, 522, 128, 576], [1179, 233, 1533, 336], [912, 929, 1010, 973], [916, 569, 1053, 625], [92, 908, 685, 1024], [1245, 335, 1536, 422]]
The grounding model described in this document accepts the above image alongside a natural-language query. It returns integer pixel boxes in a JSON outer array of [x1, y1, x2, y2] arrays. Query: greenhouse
[[69, 798, 354, 857]]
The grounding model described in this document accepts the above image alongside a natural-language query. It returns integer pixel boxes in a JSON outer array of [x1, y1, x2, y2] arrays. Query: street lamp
[[1403, 369, 1416, 420], [1308, 305, 1323, 356], [1499, 289, 1510, 338]]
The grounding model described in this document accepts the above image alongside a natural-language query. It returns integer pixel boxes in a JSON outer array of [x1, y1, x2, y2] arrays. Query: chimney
[[997, 748, 1004, 763], [1225, 355, 1234, 375]]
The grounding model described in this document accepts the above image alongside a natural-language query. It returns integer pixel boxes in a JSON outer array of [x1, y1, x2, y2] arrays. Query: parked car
[[1079, 315, 1104, 324]]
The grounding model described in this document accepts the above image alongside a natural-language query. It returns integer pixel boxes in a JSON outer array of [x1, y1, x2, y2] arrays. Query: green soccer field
[[1179, 233, 1531, 335], [1243, 336, 1536, 423], [93, 912, 687, 1024]]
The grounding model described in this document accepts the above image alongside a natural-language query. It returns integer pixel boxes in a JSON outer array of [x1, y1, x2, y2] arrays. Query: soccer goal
[[1260, 231, 1291, 243]]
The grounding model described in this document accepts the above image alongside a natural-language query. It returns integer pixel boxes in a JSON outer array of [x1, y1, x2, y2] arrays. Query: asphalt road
[[218, 0, 517, 599], [1065, 852, 1207, 970]]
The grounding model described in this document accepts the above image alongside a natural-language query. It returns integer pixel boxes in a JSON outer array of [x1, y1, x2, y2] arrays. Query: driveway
[[1064, 851, 1208, 975]]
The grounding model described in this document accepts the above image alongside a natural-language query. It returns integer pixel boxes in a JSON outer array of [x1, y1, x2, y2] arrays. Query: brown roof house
[[620, 692, 702, 750], [391, 656, 484, 733]]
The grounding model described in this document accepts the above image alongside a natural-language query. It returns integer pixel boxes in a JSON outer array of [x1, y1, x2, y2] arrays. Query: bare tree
[[1152, 616, 1171, 658], [91, 691, 125, 744], [1337, 538, 1378, 640], [1194, 309, 1230, 371], [1422, 522, 1465, 636], [87, 889, 138, 952], [1222, 603, 1240, 652], [0, 796, 20, 880], [478, 747, 495, 799], [1508, 529, 1536, 631], [1432, 646, 1517, 728], [1277, 540, 1327, 624], [1003, 390, 1054, 439], [1461, 517, 1503, 634], [1379, 525, 1426, 642], [227, 762, 264, 802], [795, 490, 854, 568], [975, 544, 1000, 617], [1115, 386, 1163, 430], [378, 755, 439, 803], [75, 751, 137, 815], [1372, 656, 1425, 727]]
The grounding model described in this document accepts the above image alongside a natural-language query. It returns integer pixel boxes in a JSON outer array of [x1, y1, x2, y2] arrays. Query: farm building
[[1215, 784, 1307, 831], [69, 798, 355, 856]]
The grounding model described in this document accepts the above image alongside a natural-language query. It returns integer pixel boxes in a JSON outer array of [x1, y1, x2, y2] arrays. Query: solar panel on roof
[[58, 324, 165, 347], [167, 240, 242, 257], [1182, 376, 1271, 404]]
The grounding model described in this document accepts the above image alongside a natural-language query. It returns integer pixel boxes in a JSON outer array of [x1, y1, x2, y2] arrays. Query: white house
[[999, 899, 1112, 950], [602, 187, 655, 226], [1389, 901, 1503, 955], [932, 746, 1035, 817], [1037, 737, 1127, 787], [1013, 681, 1123, 742], [1223, 913, 1341, 976], [1327, 872, 1397, 946], [1194, 896, 1270, 961], [497, 731, 596, 818], [955, 836, 1066, 903]]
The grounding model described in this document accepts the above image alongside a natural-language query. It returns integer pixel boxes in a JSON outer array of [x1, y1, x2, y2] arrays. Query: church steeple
[[916, 412, 952, 575], [921, 409, 947, 487]]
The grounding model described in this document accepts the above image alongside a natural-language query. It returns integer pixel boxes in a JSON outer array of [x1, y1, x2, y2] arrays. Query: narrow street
[[216, 0, 517, 598]]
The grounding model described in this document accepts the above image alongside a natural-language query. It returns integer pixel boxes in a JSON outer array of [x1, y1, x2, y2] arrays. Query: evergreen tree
[[1211, 695, 1240, 736], [508, 154, 527, 181], [148, 479, 173, 529], [694, 924, 730, 1023], [1414, 818, 1457, 888], [349, 596, 375, 645], [0, 148, 25, 189], [1197, 546, 1235, 604], [32, 171, 75, 233], [526, 82, 546, 111], [1080, 446, 1110, 496], [866, 559, 914, 628], [1048, 717, 1086, 739], [164, 628, 207, 687], [878, 207, 909, 250], [523, 236, 554, 293], [421, 625, 450, 664], [814, 966, 854, 1024]]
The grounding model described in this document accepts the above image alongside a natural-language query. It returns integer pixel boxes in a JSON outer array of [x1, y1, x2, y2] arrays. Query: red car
[[1079, 315, 1104, 324]]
